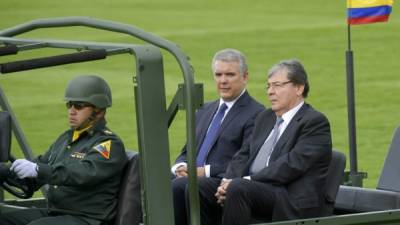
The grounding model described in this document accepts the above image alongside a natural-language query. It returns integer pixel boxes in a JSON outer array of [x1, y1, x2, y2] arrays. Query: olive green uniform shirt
[[34, 118, 128, 224]]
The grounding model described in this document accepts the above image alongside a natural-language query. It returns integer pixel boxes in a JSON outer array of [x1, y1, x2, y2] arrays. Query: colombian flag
[[348, 0, 393, 25]]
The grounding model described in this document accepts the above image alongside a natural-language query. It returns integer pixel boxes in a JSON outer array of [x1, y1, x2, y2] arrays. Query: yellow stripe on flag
[[348, 0, 393, 8]]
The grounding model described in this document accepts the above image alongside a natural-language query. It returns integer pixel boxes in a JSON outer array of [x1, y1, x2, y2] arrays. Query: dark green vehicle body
[[1, 17, 400, 225]]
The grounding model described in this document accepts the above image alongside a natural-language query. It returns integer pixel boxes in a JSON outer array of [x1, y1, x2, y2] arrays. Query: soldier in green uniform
[[0, 75, 128, 225]]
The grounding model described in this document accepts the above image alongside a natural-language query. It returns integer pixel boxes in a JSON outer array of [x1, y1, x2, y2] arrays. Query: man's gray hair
[[211, 48, 248, 75], [268, 59, 310, 98]]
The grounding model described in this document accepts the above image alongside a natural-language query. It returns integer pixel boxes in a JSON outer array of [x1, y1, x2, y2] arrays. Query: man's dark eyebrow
[[215, 72, 236, 76]]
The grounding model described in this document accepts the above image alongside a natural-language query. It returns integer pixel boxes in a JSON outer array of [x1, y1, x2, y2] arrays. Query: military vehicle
[[1, 17, 400, 225]]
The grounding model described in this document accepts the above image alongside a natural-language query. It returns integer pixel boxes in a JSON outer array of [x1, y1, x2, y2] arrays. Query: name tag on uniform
[[70, 152, 86, 159]]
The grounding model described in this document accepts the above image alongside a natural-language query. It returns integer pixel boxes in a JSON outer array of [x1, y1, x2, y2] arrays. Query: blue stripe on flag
[[348, 5, 392, 19]]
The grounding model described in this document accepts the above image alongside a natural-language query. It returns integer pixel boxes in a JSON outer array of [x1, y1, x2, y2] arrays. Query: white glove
[[10, 159, 38, 179]]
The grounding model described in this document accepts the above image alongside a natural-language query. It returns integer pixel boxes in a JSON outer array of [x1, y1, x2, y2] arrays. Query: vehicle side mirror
[[0, 111, 11, 162]]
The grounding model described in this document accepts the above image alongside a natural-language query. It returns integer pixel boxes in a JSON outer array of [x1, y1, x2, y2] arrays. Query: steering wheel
[[0, 112, 35, 199], [0, 156, 35, 199]]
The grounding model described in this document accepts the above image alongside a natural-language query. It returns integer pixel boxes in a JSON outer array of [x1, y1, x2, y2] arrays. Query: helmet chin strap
[[74, 110, 98, 131]]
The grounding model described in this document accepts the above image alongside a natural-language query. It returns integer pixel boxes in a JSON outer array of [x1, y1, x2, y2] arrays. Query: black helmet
[[64, 75, 112, 108]]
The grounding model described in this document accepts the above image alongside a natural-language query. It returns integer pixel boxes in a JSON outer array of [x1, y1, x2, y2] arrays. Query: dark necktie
[[250, 117, 284, 174], [196, 103, 228, 166]]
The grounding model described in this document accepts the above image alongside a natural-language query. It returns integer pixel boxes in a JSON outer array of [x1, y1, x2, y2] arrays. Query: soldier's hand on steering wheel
[[10, 159, 38, 179]]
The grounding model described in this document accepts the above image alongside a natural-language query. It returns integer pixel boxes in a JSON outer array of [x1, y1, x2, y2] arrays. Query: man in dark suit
[[199, 59, 332, 225], [171, 49, 264, 225]]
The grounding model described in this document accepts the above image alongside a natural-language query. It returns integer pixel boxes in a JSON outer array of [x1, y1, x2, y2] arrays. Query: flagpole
[[344, 0, 393, 187], [346, 21, 363, 187]]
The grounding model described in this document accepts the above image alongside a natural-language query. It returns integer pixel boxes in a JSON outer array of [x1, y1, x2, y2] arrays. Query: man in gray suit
[[199, 59, 332, 225], [171, 49, 264, 225]]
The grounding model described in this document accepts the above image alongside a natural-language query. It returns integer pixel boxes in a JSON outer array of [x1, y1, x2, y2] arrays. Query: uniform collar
[[72, 125, 92, 142], [70, 118, 107, 142]]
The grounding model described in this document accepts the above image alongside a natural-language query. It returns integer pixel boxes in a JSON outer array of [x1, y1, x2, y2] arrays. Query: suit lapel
[[254, 115, 275, 154], [219, 92, 249, 131], [207, 91, 249, 151], [242, 109, 275, 172], [196, 101, 219, 151], [270, 104, 309, 160]]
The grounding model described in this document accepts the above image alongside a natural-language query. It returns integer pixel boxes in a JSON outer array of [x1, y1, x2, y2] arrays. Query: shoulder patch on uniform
[[93, 140, 112, 159]]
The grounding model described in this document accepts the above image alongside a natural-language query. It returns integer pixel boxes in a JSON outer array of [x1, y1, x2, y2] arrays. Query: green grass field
[[0, 0, 399, 188]]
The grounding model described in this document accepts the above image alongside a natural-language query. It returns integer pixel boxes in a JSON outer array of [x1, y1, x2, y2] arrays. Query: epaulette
[[102, 129, 113, 135]]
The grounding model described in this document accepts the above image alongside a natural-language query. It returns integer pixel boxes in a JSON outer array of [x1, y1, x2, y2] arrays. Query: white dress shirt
[[171, 89, 247, 177], [242, 101, 304, 180]]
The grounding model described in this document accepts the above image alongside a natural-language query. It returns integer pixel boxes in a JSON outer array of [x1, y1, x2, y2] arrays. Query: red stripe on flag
[[348, 15, 390, 25]]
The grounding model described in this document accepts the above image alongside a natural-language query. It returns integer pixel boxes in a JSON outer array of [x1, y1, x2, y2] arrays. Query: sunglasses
[[66, 101, 93, 110]]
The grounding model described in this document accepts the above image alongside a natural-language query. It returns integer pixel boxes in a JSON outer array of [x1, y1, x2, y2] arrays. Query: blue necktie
[[196, 103, 228, 166], [250, 117, 284, 174]]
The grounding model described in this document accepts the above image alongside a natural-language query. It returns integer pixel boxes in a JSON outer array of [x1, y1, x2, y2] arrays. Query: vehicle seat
[[321, 150, 346, 216], [114, 151, 142, 225], [335, 127, 400, 213], [0, 111, 12, 162]]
